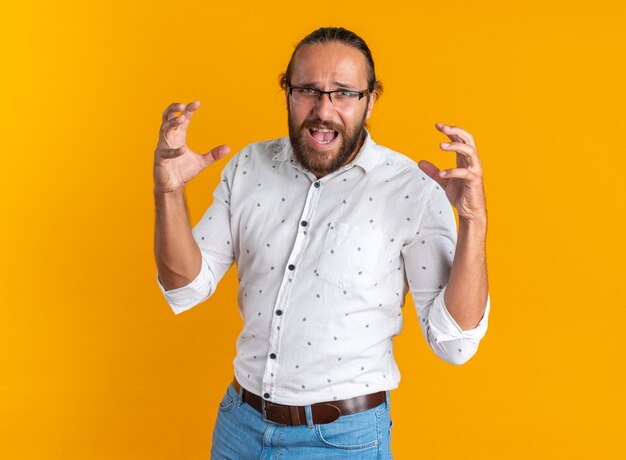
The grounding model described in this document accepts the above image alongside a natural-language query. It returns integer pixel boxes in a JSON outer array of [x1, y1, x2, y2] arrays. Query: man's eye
[[337, 91, 358, 97], [301, 88, 318, 94]]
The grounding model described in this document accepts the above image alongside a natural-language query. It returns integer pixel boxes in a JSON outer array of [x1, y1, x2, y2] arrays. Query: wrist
[[154, 188, 187, 207], [459, 211, 487, 231], [154, 187, 185, 197]]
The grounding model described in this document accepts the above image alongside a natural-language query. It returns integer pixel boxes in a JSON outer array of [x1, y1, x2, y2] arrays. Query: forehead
[[290, 42, 369, 87]]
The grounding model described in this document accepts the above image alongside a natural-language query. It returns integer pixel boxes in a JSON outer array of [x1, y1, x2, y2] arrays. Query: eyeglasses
[[288, 86, 369, 108]]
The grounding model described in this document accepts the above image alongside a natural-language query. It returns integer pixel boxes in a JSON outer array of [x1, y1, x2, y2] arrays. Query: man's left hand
[[418, 122, 487, 223]]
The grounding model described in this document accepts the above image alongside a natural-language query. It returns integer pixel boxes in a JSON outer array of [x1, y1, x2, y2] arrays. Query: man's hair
[[279, 27, 383, 98]]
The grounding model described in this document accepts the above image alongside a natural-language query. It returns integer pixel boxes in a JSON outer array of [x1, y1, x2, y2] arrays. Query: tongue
[[312, 130, 335, 143]]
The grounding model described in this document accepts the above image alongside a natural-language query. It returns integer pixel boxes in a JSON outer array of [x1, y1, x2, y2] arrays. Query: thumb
[[418, 160, 444, 187], [201, 144, 231, 166]]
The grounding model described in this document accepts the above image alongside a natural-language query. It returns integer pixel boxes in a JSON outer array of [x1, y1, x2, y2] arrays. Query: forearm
[[154, 189, 202, 290], [444, 215, 489, 330]]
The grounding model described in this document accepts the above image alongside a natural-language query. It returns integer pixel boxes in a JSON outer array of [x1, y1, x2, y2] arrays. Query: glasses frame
[[287, 85, 370, 106]]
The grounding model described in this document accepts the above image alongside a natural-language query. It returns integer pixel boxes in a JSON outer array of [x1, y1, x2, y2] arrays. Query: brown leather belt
[[232, 377, 386, 425]]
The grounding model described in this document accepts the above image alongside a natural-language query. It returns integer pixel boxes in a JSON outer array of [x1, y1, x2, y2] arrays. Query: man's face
[[287, 42, 376, 178]]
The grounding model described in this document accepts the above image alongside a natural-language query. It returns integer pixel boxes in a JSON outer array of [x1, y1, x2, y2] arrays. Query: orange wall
[[1, 0, 625, 458]]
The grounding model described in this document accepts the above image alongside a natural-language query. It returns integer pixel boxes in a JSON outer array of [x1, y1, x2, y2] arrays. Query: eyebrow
[[333, 81, 358, 90], [292, 80, 359, 90]]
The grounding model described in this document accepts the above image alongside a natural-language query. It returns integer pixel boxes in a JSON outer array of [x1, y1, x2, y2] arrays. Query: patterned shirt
[[156, 130, 491, 405]]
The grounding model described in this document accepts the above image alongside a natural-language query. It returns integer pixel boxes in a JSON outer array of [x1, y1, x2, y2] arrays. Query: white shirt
[[157, 131, 490, 406]]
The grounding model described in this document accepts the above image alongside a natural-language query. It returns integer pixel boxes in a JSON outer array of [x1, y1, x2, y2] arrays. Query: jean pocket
[[317, 222, 385, 291], [217, 385, 237, 412], [314, 405, 380, 450]]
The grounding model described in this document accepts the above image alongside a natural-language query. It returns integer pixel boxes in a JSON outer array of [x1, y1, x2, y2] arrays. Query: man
[[154, 27, 490, 459]]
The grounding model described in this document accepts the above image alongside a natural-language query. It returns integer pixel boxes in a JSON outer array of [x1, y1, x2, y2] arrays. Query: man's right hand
[[154, 101, 231, 194]]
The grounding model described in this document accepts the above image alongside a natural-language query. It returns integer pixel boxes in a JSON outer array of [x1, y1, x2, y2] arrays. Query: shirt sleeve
[[401, 182, 490, 365], [156, 153, 238, 315]]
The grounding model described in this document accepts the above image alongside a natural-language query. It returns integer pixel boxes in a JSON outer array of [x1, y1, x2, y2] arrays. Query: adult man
[[154, 27, 490, 459]]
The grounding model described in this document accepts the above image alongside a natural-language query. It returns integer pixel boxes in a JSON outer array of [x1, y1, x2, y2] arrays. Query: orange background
[[1, 0, 625, 458]]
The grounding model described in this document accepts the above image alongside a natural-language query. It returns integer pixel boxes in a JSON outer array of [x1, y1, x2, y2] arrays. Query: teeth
[[309, 127, 337, 144]]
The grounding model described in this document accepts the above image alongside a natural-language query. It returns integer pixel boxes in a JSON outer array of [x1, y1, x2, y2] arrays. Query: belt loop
[[304, 405, 314, 428], [385, 390, 390, 410]]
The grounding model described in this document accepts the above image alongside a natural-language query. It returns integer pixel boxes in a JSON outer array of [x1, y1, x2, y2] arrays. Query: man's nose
[[312, 92, 336, 119]]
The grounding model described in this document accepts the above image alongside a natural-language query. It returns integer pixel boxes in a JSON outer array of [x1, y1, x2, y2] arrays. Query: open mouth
[[307, 127, 340, 147]]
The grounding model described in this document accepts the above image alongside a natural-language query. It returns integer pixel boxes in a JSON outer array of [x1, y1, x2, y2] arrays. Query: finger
[[179, 100, 201, 124], [417, 159, 445, 188], [162, 102, 186, 123], [439, 167, 481, 182], [435, 122, 470, 141], [201, 145, 231, 165], [155, 145, 187, 160], [160, 114, 186, 136], [440, 141, 481, 172], [435, 122, 476, 148]]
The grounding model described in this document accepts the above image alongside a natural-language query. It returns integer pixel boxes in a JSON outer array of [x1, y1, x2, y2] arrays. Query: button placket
[[261, 179, 324, 399]]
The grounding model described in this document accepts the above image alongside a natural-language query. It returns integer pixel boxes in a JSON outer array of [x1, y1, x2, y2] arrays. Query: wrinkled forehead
[[290, 42, 369, 89]]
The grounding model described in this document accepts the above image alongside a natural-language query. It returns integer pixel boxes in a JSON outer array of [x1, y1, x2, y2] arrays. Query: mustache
[[301, 118, 343, 133]]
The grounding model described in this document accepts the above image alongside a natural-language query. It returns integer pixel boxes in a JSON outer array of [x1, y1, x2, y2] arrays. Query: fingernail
[[439, 171, 446, 176], [441, 142, 450, 147]]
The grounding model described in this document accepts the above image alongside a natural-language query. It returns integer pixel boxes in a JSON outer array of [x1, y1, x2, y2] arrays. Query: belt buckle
[[261, 398, 269, 422], [261, 398, 282, 425], [261, 398, 288, 425]]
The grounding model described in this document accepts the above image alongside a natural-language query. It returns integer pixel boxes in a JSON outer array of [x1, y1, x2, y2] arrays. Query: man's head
[[279, 27, 383, 178]]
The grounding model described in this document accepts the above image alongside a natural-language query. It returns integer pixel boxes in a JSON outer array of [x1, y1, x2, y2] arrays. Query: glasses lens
[[332, 91, 360, 107], [292, 88, 319, 104]]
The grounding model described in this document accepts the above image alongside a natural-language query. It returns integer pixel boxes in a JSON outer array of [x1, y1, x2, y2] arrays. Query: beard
[[288, 101, 368, 178]]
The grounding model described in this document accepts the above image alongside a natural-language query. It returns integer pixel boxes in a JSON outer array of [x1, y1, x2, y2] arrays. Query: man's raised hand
[[153, 101, 230, 194], [418, 122, 486, 223]]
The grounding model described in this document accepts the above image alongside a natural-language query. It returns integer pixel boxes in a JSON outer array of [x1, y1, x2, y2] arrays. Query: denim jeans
[[211, 382, 393, 459]]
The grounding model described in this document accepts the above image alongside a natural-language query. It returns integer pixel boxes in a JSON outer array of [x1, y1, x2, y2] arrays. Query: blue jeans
[[211, 382, 393, 459]]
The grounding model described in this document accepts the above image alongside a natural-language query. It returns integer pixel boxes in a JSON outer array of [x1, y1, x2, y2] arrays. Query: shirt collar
[[350, 129, 380, 174], [272, 129, 381, 174]]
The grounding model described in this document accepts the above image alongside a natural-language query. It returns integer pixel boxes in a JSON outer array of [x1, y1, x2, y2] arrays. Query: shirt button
[[270, 353, 276, 359], [276, 309, 283, 315], [314, 181, 321, 188], [288, 264, 295, 270], [300, 220, 308, 227], [264, 392, 270, 399]]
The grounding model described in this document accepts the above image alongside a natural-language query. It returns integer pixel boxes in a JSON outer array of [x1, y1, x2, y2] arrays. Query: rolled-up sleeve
[[426, 286, 490, 364], [156, 258, 212, 314], [402, 181, 490, 365], [156, 153, 238, 315]]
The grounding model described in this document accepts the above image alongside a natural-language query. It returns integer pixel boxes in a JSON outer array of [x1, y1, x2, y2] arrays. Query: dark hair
[[279, 27, 383, 98]]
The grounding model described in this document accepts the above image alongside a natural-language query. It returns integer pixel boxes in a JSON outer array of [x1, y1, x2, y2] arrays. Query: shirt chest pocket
[[316, 222, 386, 291]]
